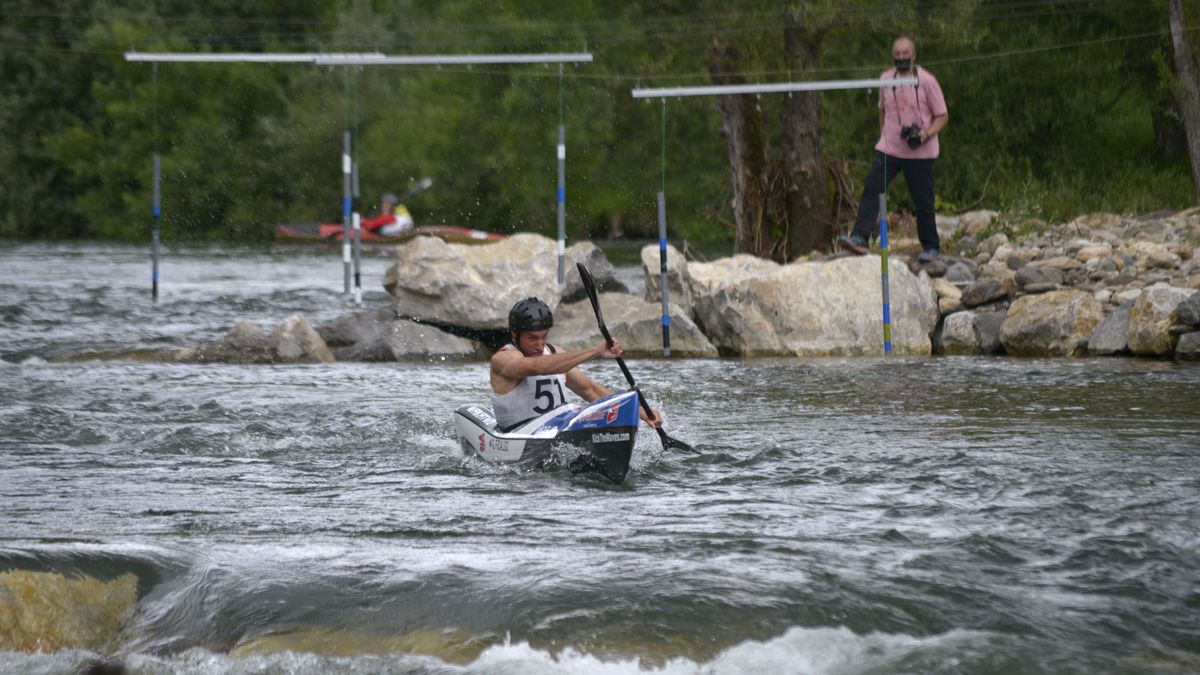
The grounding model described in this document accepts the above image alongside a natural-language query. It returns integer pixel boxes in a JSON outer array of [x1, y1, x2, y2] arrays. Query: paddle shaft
[[597, 324, 672, 446]]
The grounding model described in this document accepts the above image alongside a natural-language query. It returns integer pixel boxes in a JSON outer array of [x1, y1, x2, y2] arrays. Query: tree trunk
[[1168, 0, 1200, 202], [781, 17, 832, 258], [708, 38, 770, 257]]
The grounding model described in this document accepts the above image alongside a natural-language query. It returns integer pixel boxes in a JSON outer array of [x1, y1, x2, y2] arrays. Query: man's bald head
[[892, 36, 916, 72]]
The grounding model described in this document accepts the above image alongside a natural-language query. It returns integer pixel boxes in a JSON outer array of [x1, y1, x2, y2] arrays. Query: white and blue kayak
[[453, 390, 641, 484]]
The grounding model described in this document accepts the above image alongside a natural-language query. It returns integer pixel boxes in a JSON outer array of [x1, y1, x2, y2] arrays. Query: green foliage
[[0, 0, 1194, 244]]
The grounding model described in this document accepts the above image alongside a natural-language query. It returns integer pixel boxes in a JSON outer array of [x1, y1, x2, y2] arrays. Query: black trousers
[[851, 150, 939, 252]]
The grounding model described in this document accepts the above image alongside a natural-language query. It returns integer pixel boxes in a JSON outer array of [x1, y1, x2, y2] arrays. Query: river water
[[1, 242, 1198, 674]]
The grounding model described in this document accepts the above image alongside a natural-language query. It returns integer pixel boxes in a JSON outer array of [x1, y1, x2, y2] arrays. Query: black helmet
[[380, 192, 399, 205], [509, 297, 553, 333]]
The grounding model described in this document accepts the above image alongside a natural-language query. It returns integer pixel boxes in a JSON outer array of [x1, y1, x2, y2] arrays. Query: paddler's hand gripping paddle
[[577, 263, 697, 453]]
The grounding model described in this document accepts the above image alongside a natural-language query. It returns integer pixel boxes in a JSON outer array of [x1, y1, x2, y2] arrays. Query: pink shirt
[[875, 66, 947, 160]]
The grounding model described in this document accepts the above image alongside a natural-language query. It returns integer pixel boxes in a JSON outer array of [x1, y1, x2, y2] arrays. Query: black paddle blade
[[576, 262, 607, 333], [656, 427, 698, 454]]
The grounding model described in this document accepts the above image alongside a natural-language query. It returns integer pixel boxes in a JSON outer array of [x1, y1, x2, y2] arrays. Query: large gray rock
[[1176, 331, 1200, 361], [385, 233, 559, 329], [641, 243, 691, 315], [973, 310, 1007, 355], [693, 255, 938, 356], [190, 315, 335, 364], [1126, 286, 1194, 356], [561, 241, 627, 303], [999, 290, 1103, 357], [1087, 301, 1134, 356], [1172, 291, 1200, 327], [384, 320, 480, 360], [550, 292, 717, 358], [688, 254, 781, 296], [271, 315, 336, 363], [317, 308, 394, 347], [940, 311, 979, 355]]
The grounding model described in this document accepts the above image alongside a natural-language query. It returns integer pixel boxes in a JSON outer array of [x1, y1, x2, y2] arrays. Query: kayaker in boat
[[362, 193, 415, 235], [491, 297, 663, 432]]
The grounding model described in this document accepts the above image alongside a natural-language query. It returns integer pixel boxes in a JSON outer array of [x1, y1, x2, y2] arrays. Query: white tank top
[[492, 344, 569, 430]]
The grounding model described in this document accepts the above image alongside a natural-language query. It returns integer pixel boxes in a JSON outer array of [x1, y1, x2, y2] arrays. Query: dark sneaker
[[838, 235, 869, 255], [917, 249, 941, 263]]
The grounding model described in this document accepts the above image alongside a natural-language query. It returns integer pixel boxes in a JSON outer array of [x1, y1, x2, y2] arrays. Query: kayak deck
[[453, 391, 640, 484]]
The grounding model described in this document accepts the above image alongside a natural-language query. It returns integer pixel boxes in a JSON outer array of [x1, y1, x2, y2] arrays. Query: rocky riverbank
[[155, 209, 1200, 364]]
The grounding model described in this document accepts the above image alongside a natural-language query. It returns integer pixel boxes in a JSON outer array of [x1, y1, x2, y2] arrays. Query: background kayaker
[[491, 297, 663, 431], [361, 192, 415, 235]]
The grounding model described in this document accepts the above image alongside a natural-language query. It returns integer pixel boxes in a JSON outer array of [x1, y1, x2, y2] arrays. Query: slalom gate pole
[[351, 67, 362, 306], [352, 161, 362, 306], [151, 63, 160, 302], [658, 98, 671, 356], [879, 191, 892, 355], [152, 154, 160, 302], [342, 130, 352, 295], [556, 64, 566, 286], [657, 191, 671, 357]]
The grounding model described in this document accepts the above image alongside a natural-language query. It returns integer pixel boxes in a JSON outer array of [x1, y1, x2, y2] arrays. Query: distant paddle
[[576, 263, 697, 453]]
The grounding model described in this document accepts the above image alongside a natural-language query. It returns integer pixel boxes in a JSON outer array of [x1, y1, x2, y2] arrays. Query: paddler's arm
[[564, 358, 665, 429], [491, 340, 621, 382]]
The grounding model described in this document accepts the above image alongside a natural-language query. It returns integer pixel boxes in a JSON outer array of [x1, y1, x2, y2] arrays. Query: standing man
[[492, 297, 662, 431], [839, 36, 949, 263]]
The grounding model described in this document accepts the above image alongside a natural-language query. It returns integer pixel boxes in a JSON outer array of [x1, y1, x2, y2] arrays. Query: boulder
[[317, 308, 394, 347], [1126, 241, 1181, 270], [561, 241, 627, 303], [641, 243, 691, 315], [385, 233, 559, 329], [383, 319, 480, 360], [944, 261, 976, 285], [1015, 265, 1063, 290], [1087, 301, 1134, 356], [689, 254, 781, 297], [961, 278, 1013, 307], [973, 310, 1007, 355], [940, 311, 978, 355], [190, 315, 335, 364], [932, 278, 962, 301], [692, 255, 938, 356], [938, 296, 965, 314], [271, 315, 336, 363], [1172, 291, 1200, 327], [1176, 332, 1200, 361], [1126, 286, 1194, 356], [550, 292, 717, 358], [1076, 243, 1112, 262], [999, 290, 1103, 357]]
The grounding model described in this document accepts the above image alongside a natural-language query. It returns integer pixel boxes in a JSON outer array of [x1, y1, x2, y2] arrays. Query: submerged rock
[[189, 315, 334, 364]]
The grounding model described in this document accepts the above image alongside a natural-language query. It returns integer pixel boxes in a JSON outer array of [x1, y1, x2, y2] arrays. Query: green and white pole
[[556, 64, 566, 286], [657, 98, 670, 356], [151, 63, 160, 302], [879, 192, 892, 355]]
